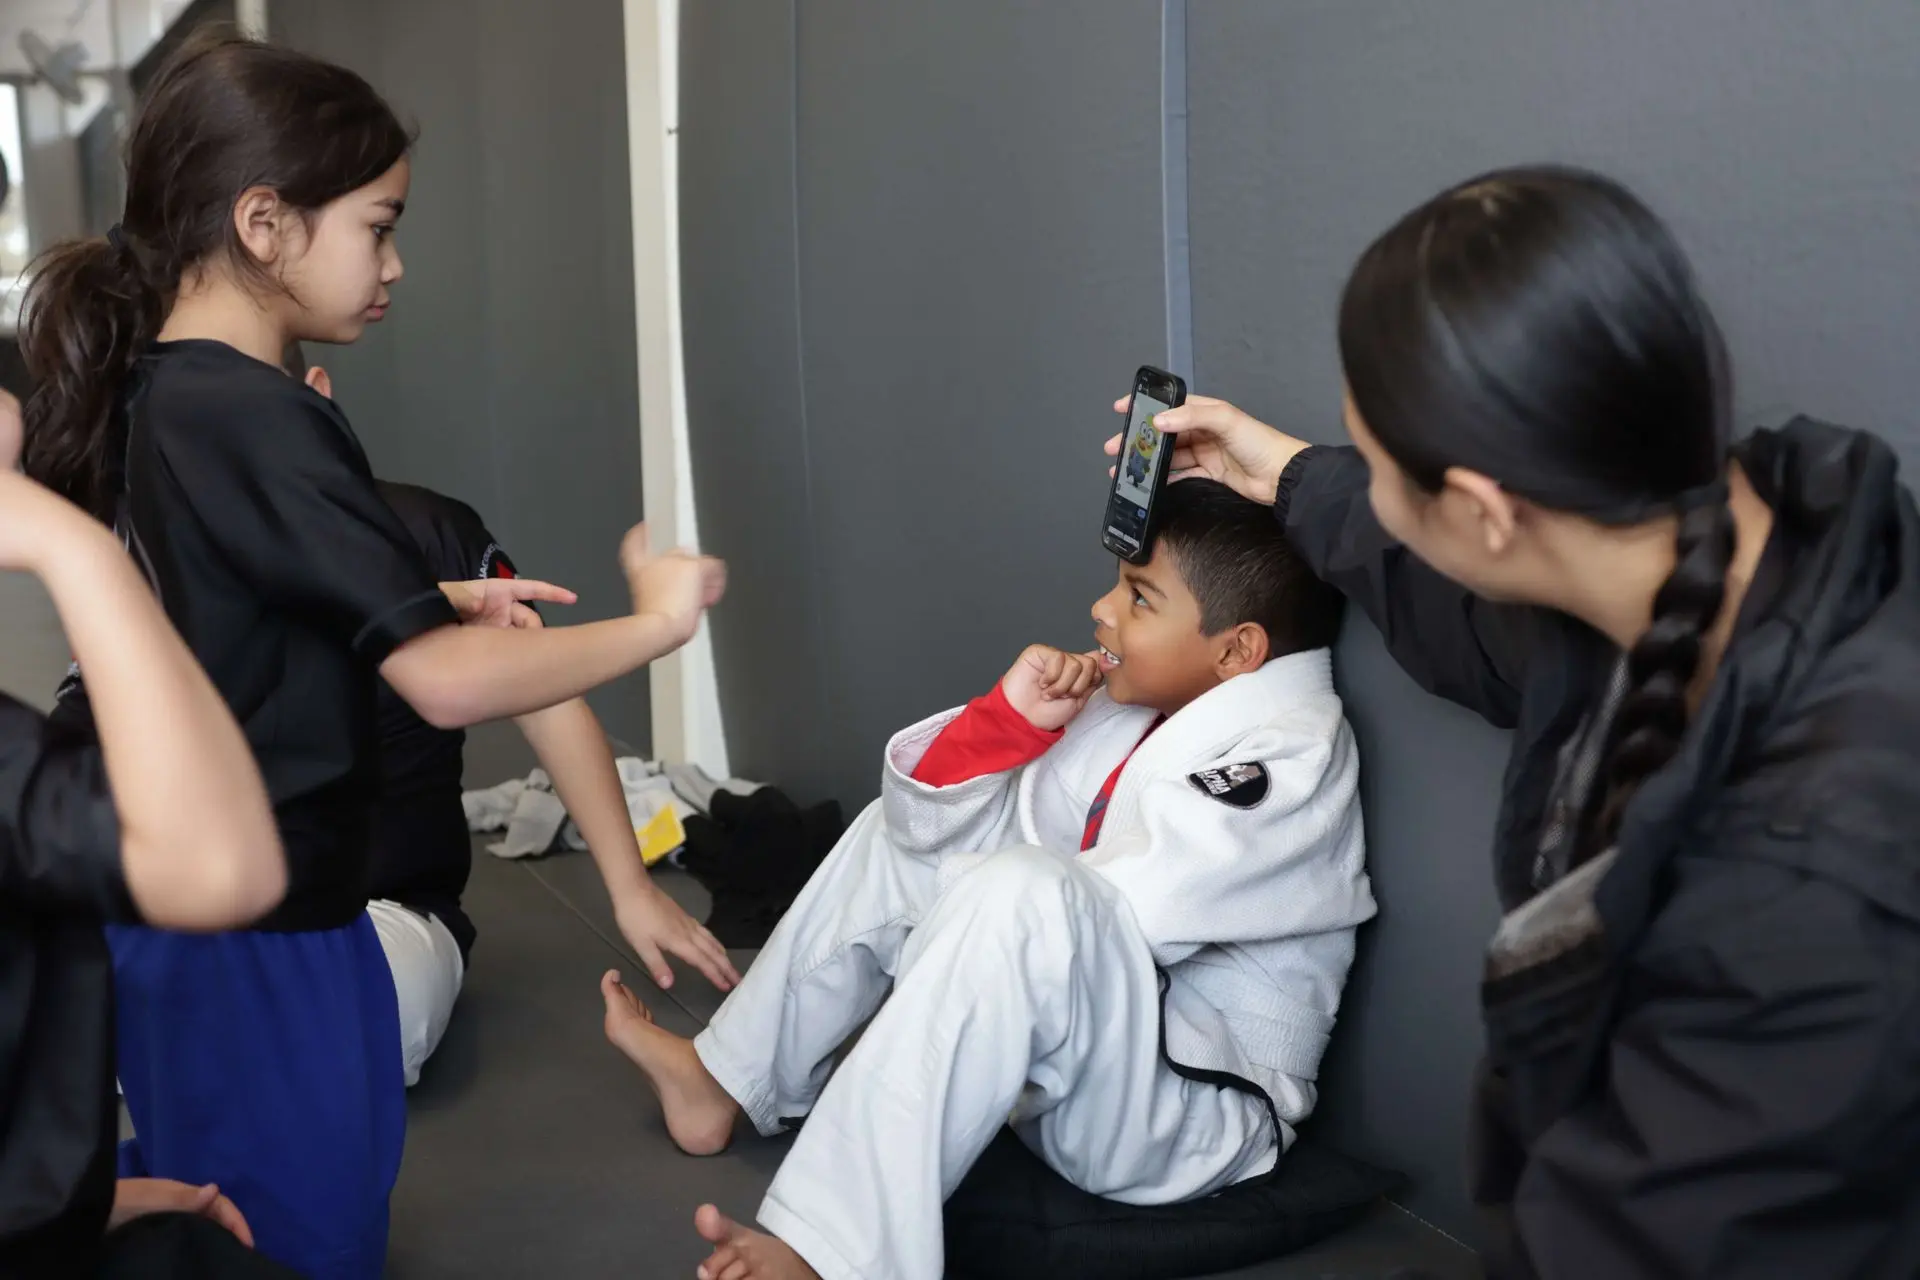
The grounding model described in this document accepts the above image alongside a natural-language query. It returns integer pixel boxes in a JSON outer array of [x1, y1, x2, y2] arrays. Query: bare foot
[[694, 1204, 821, 1280], [600, 970, 740, 1155]]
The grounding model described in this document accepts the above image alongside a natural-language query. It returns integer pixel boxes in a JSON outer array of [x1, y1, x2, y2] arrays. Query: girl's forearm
[[514, 697, 650, 900], [381, 611, 689, 729]]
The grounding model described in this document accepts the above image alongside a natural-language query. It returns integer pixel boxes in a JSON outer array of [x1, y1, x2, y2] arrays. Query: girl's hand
[[111, 1178, 256, 1248], [1001, 645, 1104, 732], [613, 880, 740, 992], [441, 577, 577, 629], [1105, 394, 1310, 506], [621, 523, 727, 644]]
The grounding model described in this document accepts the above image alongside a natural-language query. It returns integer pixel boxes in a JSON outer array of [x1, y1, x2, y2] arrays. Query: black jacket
[[1277, 419, 1920, 1278]]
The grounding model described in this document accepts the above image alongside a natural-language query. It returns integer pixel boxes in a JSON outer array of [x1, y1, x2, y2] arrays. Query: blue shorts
[[110, 913, 405, 1280]]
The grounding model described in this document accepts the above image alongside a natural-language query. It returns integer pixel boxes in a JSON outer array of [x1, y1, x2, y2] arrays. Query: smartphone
[[1101, 365, 1187, 564]]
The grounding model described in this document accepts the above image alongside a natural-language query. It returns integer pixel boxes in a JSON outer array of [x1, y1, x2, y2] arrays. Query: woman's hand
[[1001, 645, 1104, 732], [621, 523, 727, 645], [613, 880, 740, 992], [111, 1178, 255, 1247], [1106, 394, 1310, 507], [441, 577, 577, 629]]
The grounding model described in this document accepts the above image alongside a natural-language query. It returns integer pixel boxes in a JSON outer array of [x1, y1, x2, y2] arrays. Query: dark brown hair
[[1338, 166, 1734, 859], [1158, 478, 1344, 657], [20, 27, 410, 520]]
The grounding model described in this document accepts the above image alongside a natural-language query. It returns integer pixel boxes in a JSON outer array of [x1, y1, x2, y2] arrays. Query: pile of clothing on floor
[[463, 760, 844, 947]]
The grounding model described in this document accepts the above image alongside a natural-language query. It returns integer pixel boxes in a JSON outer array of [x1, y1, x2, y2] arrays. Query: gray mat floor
[[388, 843, 1482, 1279]]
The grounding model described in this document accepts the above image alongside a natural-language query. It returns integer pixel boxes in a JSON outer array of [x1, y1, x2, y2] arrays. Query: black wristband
[[1271, 446, 1322, 526]]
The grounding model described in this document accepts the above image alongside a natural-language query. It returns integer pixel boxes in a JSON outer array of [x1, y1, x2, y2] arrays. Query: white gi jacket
[[880, 647, 1373, 1118]]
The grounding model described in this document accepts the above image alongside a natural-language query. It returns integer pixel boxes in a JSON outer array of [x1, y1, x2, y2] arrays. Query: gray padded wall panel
[[1188, 0, 1920, 1238], [682, 1, 1167, 806], [790, 0, 1167, 806], [275, 0, 649, 755], [677, 0, 838, 802]]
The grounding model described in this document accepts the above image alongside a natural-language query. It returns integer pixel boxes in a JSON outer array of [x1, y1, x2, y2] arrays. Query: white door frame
[[623, 0, 729, 776]]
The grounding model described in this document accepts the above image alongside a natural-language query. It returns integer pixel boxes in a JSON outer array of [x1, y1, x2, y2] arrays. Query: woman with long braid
[[1112, 166, 1920, 1278]]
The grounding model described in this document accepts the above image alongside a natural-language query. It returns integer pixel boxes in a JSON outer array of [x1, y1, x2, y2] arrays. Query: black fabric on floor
[[388, 843, 1484, 1278], [678, 788, 845, 946], [945, 1128, 1403, 1280], [96, 1213, 303, 1278]]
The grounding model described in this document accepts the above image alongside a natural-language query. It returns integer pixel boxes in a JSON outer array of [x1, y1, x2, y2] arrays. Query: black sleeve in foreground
[[0, 695, 135, 922], [1276, 445, 1533, 728], [158, 387, 459, 664]]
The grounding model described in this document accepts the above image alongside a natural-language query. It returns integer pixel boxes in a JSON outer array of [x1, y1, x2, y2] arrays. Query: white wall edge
[[624, 0, 730, 777], [235, 0, 269, 39]]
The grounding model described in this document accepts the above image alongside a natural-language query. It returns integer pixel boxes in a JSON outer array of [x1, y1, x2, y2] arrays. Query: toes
[[602, 969, 646, 1016], [694, 1203, 735, 1246]]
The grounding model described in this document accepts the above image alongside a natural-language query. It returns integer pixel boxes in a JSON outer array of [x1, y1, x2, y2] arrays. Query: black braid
[[1584, 496, 1737, 859]]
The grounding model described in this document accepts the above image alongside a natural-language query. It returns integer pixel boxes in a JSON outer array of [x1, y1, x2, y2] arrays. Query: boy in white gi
[[600, 478, 1374, 1280]]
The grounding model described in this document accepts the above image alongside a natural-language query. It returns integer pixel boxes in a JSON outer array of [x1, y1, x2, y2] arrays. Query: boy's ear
[[305, 366, 333, 400], [1216, 622, 1270, 679]]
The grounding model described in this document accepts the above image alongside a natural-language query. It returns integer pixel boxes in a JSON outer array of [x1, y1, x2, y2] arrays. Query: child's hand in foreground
[[622, 523, 728, 645], [111, 1178, 254, 1246], [613, 880, 740, 993], [1002, 645, 1104, 733], [441, 577, 576, 629]]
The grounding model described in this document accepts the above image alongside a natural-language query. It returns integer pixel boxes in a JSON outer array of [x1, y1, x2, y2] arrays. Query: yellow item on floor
[[636, 805, 686, 866]]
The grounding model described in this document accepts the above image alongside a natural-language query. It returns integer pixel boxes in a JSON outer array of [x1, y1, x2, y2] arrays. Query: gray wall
[[682, 0, 1165, 807], [275, 0, 648, 773], [681, 0, 1920, 1243]]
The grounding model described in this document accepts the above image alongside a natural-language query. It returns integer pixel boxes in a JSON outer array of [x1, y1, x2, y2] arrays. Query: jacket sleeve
[[879, 708, 1028, 857], [0, 695, 136, 921], [1080, 720, 1372, 967], [911, 684, 1060, 786], [1512, 841, 1920, 1278], [1279, 445, 1534, 729]]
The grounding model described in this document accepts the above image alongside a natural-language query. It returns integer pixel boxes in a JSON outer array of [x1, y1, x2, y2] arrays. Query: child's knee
[[960, 845, 1074, 900], [935, 846, 1112, 946]]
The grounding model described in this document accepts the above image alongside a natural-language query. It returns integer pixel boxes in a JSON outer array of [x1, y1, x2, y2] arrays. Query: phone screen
[[1104, 389, 1173, 554]]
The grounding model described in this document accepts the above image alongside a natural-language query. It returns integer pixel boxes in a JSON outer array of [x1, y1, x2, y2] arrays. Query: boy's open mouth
[[1097, 643, 1122, 671]]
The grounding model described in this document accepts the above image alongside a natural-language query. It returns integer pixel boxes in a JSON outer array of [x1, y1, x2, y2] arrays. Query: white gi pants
[[693, 805, 1277, 1280], [367, 899, 466, 1088]]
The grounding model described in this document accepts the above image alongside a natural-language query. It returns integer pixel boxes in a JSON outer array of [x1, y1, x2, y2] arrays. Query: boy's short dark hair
[[1155, 479, 1343, 655]]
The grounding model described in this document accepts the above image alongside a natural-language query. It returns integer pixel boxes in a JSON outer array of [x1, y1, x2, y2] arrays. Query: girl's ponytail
[[21, 228, 171, 520], [18, 25, 408, 519]]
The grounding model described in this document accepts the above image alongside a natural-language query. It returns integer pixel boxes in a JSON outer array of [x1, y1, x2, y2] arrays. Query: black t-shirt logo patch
[[1188, 762, 1269, 808]]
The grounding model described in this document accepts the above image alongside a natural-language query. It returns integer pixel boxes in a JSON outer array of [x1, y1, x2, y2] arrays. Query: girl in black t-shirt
[[19, 31, 724, 1280], [0, 391, 292, 1275]]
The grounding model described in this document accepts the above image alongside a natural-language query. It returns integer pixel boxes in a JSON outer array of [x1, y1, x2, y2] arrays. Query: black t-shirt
[[55, 341, 460, 931], [0, 695, 132, 1273], [370, 481, 522, 962]]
